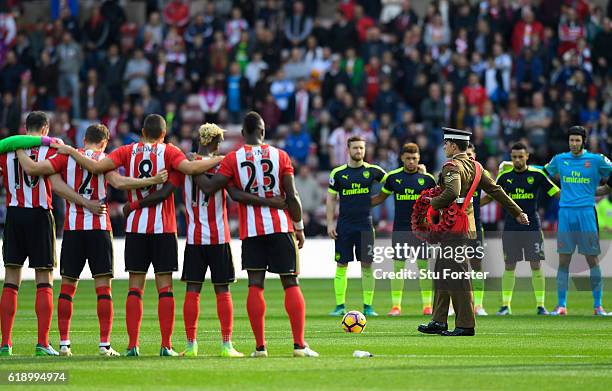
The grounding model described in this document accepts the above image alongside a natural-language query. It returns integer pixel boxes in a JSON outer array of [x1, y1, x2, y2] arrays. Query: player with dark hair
[[482, 142, 559, 315], [191, 112, 318, 358], [371, 143, 436, 316], [327, 136, 386, 317], [15, 123, 167, 356], [543, 126, 612, 316], [54, 114, 221, 356], [0, 112, 106, 357]]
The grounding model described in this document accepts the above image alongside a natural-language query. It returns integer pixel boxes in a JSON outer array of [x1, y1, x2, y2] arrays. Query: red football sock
[[126, 288, 143, 349], [1, 284, 19, 346], [96, 286, 113, 345], [284, 286, 306, 347], [183, 291, 200, 343], [246, 286, 266, 348], [57, 284, 76, 343], [158, 286, 175, 349], [216, 292, 233, 343], [35, 283, 54, 347]]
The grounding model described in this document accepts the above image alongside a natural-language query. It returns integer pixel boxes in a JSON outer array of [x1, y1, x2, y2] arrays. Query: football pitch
[[1, 278, 611, 390]]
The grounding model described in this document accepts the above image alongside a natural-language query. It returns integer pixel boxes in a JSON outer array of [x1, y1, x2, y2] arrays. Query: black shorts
[[182, 243, 235, 284], [3, 207, 56, 269], [502, 230, 545, 263], [391, 231, 428, 261], [242, 233, 299, 275], [335, 227, 374, 264], [125, 233, 178, 274], [60, 230, 114, 280]]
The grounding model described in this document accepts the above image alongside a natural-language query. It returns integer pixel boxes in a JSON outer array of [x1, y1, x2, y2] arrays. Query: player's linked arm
[[371, 192, 389, 206], [226, 186, 287, 209], [282, 174, 303, 223], [53, 143, 116, 174], [177, 156, 224, 175], [49, 174, 106, 215], [122, 182, 176, 217], [371, 171, 391, 206], [547, 175, 561, 188], [282, 174, 306, 248], [542, 164, 561, 187], [15, 149, 56, 176], [548, 185, 561, 199], [193, 173, 229, 195], [0, 135, 56, 153], [106, 169, 168, 190], [545, 179, 561, 198]]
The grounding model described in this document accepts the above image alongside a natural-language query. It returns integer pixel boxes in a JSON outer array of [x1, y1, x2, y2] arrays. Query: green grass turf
[[1, 278, 612, 390]]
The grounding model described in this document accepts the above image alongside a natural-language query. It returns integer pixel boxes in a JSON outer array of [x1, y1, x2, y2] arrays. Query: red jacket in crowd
[[511, 20, 545, 55], [462, 84, 487, 112]]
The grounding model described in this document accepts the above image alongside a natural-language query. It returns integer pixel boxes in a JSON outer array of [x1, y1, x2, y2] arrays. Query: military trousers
[[431, 239, 476, 328]]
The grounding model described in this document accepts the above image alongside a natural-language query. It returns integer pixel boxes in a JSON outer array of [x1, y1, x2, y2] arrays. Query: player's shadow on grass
[[0, 355, 325, 363]]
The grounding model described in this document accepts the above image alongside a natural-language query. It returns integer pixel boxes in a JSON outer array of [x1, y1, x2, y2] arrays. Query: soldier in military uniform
[[418, 128, 529, 336]]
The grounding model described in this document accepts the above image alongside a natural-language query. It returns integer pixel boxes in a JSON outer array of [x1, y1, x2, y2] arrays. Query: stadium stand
[[0, 0, 610, 237]]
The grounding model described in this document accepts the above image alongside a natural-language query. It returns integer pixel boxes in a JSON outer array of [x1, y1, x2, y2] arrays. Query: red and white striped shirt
[[108, 142, 185, 234], [49, 149, 111, 231], [0, 147, 55, 209], [480, 201, 502, 225], [218, 144, 294, 240], [183, 158, 230, 245]]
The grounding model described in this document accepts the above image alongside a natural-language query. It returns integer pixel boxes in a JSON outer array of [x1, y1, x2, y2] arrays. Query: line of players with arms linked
[[0, 111, 318, 358], [0, 110, 610, 356], [326, 126, 612, 328]]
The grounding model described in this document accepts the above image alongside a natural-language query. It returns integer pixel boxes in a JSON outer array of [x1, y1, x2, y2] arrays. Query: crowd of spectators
[[0, 0, 611, 235]]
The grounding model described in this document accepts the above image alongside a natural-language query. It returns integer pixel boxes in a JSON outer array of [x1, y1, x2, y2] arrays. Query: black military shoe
[[440, 327, 475, 336], [417, 321, 448, 334]]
